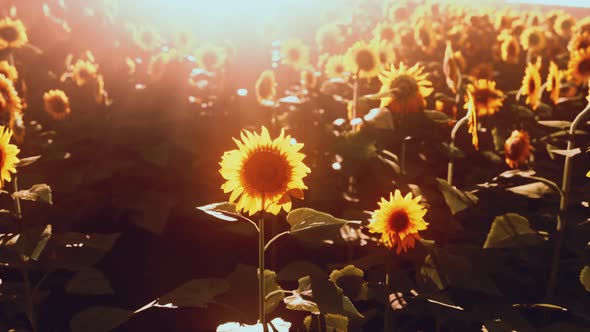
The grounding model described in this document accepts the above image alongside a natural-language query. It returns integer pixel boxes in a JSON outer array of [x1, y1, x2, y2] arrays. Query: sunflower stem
[[384, 255, 391, 332], [447, 115, 469, 186], [547, 101, 590, 299], [13, 175, 22, 220], [352, 69, 360, 132], [258, 197, 268, 332]]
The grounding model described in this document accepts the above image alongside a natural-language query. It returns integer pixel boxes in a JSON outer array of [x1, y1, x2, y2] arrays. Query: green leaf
[[70, 306, 133, 332], [156, 278, 229, 308], [324, 314, 349, 332], [506, 182, 556, 199], [284, 276, 319, 313], [580, 266, 590, 292], [538, 120, 572, 129], [329, 265, 368, 301], [30, 224, 52, 261], [43, 233, 120, 270], [263, 269, 284, 314], [546, 147, 582, 157], [310, 275, 364, 319], [423, 110, 450, 123], [436, 178, 479, 215], [15, 155, 41, 168], [286, 208, 356, 244], [12, 184, 52, 204], [197, 202, 240, 222], [66, 268, 114, 295], [484, 213, 543, 248]]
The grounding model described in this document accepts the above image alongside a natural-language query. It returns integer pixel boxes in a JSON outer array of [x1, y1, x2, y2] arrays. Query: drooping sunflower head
[[0, 75, 22, 125], [369, 190, 428, 254], [373, 21, 396, 44], [546, 61, 563, 105], [132, 25, 162, 52], [567, 47, 590, 85], [300, 68, 318, 90], [255, 70, 277, 106], [520, 60, 542, 110], [443, 42, 461, 93], [316, 23, 344, 53], [465, 79, 504, 117], [324, 54, 347, 79], [520, 26, 546, 53], [0, 17, 28, 51], [345, 41, 381, 79], [554, 14, 576, 38], [377, 62, 433, 113], [465, 90, 479, 150], [281, 39, 310, 70], [568, 32, 590, 53], [71, 59, 99, 87], [504, 130, 531, 169], [196, 44, 226, 72], [43, 89, 71, 120], [219, 127, 311, 216], [0, 61, 18, 83], [500, 35, 521, 64], [0, 125, 19, 189]]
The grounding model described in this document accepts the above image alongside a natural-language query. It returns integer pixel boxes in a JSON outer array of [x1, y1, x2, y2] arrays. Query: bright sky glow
[[507, 0, 590, 7]]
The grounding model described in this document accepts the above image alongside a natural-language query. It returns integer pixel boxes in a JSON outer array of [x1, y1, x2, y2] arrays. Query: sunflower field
[[1, 0, 590, 331]]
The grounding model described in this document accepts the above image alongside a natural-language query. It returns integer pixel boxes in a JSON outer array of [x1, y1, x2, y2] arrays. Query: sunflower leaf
[[436, 178, 479, 215], [286, 208, 357, 244], [538, 120, 572, 129], [66, 268, 114, 295], [12, 184, 52, 205], [155, 278, 229, 308], [15, 155, 41, 168], [70, 306, 133, 332], [580, 266, 590, 292], [484, 213, 543, 248], [197, 202, 239, 222]]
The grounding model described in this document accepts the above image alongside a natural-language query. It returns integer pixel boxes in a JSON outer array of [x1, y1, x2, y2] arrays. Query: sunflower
[[43, 89, 71, 120], [0, 126, 19, 189], [375, 40, 395, 69], [219, 127, 311, 215], [324, 55, 347, 79], [575, 17, 590, 34], [443, 42, 461, 93], [568, 32, 590, 53], [71, 59, 99, 86], [300, 68, 317, 90], [414, 18, 438, 55], [546, 61, 563, 105], [132, 25, 161, 52], [0, 61, 18, 82], [148, 49, 181, 81], [255, 70, 277, 106], [196, 45, 226, 72], [0, 18, 28, 50], [345, 41, 381, 79], [281, 39, 310, 70], [554, 14, 576, 38], [465, 91, 479, 150], [0, 75, 22, 125], [373, 22, 396, 44], [520, 61, 542, 110], [567, 47, 590, 85], [500, 35, 521, 64], [377, 62, 433, 113], [368, 190, 428, 254], [465, 79, 504, 117], [504, 130, 531, 169], [315, 23, 343, 53], [520, 26, 546, 53]]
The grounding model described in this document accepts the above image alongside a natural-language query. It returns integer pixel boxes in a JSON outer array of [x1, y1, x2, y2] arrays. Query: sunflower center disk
[[387, 209, 410, 233], [355, 50, 375, 72], [242, 149, 290, 194], [506, 138, 527, 162], [528, 33, 541, 47], [528, 78, 536, 94], [390, 75, 419, 100], [578, 59, 590, 77], [49, 98, 67, 114], [0, 27, 18, 43]]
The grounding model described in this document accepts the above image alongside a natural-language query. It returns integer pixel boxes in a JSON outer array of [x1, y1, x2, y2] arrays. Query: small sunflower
[[324, 55, 347, 79], [414, 18, 438, 55], [567, 47, 590, 85], [315, 23, 343, 53], [375, 40, 395, 69], [443, 42, 461, 93], [373, 22, 396, 44], [71, 59, 99, 86], [465, 91, 479, 150], [520, 61, 542, 110], [281, 39, 310, 70], [196, 45, 226, 72], [255, 70, 277, 106], [0, 18, 28, 50], [465, 79, 504, 117], [0, 125, 19, 189], [500, 35, 521, 64], [219, 127, 311, 215], [546, 61, 563, 105], [368, 190, 428, 254], [0, 75, 22, 125], [520, 26, 546, 53], [345, 41, 381, 79], [377, 62, 433, 113], [554, 14, 576, 38], [504, 130, 531, 169], [148, 50, 181, 81], [43, 89, 71, 120], [568, 32, 590, 53], [0, 61, 18, 83]]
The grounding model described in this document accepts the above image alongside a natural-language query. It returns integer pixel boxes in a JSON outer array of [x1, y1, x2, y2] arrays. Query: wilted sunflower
[[504, 130, 531, 169], [568, 32, 590, 53], [373, 22, 396, 44], [377, 62, 433, 113], [500, 35, 521, 64], [520, 26, 546, 53], [0, 125, 19, 189], [567, 47, 590, 85], [219, 127, 311, 215], [315, 23, 343, 53], [255, 70, 277, 106], [465, 91, 479, 150], [71, 59, 99, 86], [443, 42, 461, 93], [281, 39, 310, 70], [0, 61, 18, 82], [546, 61, 563, 105], [520, 61, 542, 110], [300, 68, 317, 90], [43, 89, 70, 120], [324, 55, 347, 79], [0, 18, 27, 50], [345, 41, 381, 79], [0, 75, 22, 125], [196, 45, 226, 72], [369, 190, 428, 254], [465, 79, 504, 116], [554, 14, 576, 38]]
